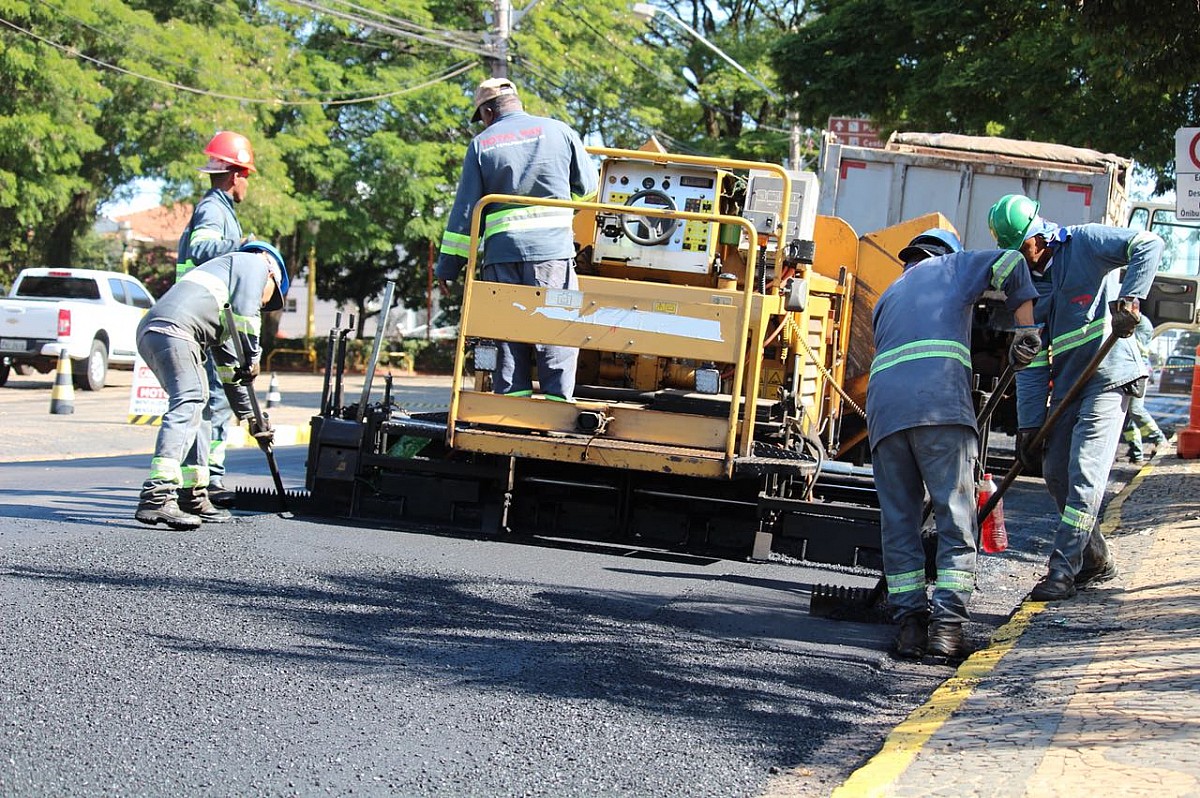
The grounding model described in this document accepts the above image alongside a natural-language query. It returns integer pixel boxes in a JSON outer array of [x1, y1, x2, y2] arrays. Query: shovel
[[222, 304, 291, 517]]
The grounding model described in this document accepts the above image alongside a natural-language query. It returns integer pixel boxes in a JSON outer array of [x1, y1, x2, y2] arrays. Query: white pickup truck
[[0, 267, 155, 390]]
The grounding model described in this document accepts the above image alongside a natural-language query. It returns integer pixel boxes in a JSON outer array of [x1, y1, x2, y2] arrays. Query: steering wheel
[[619, 189, 680, 246]]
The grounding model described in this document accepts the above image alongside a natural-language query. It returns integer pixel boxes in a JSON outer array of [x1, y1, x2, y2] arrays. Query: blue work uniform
[[868, 249, 1037, 623], [436, 109, 597, 399], [137, 252, 270, 499], [176, 188, 244, 482], [1015, 225, 1162, 580], [1121, 315, 1165, 459]]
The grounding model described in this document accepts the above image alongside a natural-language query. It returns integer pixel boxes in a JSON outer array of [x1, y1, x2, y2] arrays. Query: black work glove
[[249, 415, 274, 450], [234, 361, 260, 385], [1015, 428, 1044, 473], [1008, 325, 1042, 370], [1108, 297, 1140, 338]]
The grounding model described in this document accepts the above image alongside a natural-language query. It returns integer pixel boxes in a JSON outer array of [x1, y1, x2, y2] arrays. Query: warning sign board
[[128, 355, 168, 424]]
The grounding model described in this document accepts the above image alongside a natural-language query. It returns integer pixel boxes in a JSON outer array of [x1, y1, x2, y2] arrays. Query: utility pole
[[486, 0, 511, 78]]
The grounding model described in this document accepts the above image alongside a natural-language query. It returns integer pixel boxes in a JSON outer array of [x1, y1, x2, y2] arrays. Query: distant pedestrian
[[134, 243, 287, 529], [1122, 314, 1166, 463], [988, 194, 1162, 601], [868, 229, 1038, 660], [176, 131, 258, 506], [435, 77, 597, 400]]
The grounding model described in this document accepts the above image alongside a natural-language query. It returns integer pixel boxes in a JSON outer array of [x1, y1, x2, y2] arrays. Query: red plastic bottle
[[978, 473, 1008, 553]]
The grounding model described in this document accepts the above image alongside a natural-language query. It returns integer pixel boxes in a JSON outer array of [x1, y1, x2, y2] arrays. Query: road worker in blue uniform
[[435, 77, 598, 400], [134, 243, 287, 529], [175, 131, 257, 506], [988, 194, 1162, 601], [1122, 314, 1166, 463], [868, 229, 1039, 659]]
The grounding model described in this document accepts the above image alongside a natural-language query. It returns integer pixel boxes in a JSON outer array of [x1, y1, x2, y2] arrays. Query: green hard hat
[[988, 194, 1040, 249]]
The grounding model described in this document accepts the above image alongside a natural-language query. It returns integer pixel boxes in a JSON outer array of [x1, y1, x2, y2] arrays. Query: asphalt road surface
[[0, 371, 1178, 796]]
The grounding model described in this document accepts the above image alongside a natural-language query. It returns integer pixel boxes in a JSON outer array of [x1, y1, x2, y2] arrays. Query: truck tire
[[0, 360, 9, 387], [74, 339, 109, 391]]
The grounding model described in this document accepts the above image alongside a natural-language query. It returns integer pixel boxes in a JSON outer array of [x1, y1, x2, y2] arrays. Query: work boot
[[1076, 558, 1119, 589], [208, 478, 236, 509], [178, 487, 233, 523], [135, 493, 202, 531], [927, 621, 965, 660], [893, 612, 929, 660], [1030, 570, 1076, 601]]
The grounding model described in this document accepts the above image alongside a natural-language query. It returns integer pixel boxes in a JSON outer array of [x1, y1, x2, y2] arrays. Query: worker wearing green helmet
[[986, 193, 1163, 602]]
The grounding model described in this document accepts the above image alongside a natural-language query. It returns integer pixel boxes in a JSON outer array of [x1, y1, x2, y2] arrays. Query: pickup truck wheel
[[73, 340, 108, 391], [0, 360, 9, 387]]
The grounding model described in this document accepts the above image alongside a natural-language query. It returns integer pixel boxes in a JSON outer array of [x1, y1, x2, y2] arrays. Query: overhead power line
[[0, 15, 475, 106], [282, 0, 492, 58]]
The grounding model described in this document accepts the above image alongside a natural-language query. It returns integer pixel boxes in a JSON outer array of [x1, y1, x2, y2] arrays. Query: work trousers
[[1040, 381, 1129, 579], [189, 356, 232, 482], [482, 259, 578, 400], [874, 424, 979, 624], [1122, 393, 1164, 459], [137, 330, 210, 499]]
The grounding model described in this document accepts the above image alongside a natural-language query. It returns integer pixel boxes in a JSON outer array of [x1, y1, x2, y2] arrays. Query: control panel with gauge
[[592, 159, 724, 274]]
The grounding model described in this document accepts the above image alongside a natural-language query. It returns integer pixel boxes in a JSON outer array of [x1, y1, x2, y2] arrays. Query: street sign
[[827, 116, 885, 148], [1176, 127, 1200, 220]]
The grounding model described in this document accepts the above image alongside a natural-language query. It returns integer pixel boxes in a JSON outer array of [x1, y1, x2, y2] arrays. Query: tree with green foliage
[[770, 0, 1199, 190]]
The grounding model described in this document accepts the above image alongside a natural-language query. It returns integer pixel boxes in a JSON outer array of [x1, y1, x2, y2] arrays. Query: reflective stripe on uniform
[[870, 339, 971, 377], [886, 568, 926, 595], [439, 230, 471, 259], [216, 364, 238, 384], [935, 569, 974, 593], [1049, 318, 1106, 357], [175, 259, 196, 280], [231, 311, 260, 337], [181, 465, 209, 489], [989, 251, 1024, 291], [179, 269, 231, 305], [148, 456, 183, 485], [189, 228, 222, 245], [483, 206, 574, 240], [1062, 505, 1097, 532]]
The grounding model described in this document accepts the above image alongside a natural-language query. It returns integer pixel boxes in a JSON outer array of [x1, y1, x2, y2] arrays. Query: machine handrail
[[447, 192, 765, 475]]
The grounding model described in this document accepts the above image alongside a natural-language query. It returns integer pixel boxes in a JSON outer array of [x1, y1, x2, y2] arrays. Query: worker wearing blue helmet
[[868, 228, 1039, 660], [133, 242, 288, 529]]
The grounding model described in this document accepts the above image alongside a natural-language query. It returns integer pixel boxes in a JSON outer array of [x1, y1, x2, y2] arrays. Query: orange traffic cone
[[49, 347, 75, 415], [1176, 344, 1200, 459], [266, 372, 282, 408]]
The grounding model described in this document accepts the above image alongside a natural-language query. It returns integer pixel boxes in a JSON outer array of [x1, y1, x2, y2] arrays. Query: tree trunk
[[44, 191, 94, 267]]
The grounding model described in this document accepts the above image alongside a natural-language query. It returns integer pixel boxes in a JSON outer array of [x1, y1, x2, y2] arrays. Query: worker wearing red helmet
[[174, 130, 258, 510]]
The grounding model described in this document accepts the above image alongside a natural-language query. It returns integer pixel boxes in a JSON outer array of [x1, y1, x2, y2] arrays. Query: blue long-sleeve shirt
[[436, 109, 597, 281], [1014, 225, 1162, 429], [176, 188, 243, 279], [867, 249, 1038, 448]]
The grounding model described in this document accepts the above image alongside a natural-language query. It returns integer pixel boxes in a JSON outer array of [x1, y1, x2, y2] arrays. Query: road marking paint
[[831, 601, 1047, 797], [831, 463, 1153, 796]]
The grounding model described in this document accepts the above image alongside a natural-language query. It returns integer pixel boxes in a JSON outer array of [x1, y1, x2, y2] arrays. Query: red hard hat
[[200, 131, 256, 173]]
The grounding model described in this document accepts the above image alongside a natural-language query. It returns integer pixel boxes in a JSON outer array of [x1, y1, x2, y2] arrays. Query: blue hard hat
[[240, 241, 289, 302], [898, 228, 963, 263]]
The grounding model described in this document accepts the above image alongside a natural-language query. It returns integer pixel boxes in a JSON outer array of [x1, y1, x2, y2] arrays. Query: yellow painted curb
[[831, 601, 1048, 798], [830, 459, 1154, 796]]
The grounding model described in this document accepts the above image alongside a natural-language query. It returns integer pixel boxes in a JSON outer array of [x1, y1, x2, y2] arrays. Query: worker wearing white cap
[[435, 78, 598, 400]]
